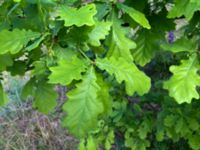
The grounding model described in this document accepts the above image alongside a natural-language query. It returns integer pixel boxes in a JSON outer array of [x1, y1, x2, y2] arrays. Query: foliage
[[0, 0, 200, 149]]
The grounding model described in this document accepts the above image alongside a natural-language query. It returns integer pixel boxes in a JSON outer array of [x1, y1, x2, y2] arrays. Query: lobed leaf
[[96, 57, 151, 96], [57, 4, 97, 27], [164, 54, 200, 103], [63, 67, 103, 137], [48, 56, 88, 85], [0, 29, 41, 54]]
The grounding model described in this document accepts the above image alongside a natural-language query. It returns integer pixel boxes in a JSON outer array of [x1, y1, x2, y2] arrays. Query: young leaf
[[88, 21, 112, 47], [62, 67, 103, 137], [0, 29, 41, 54], [168, 0, 200, 20], [118, 3, 151, 29], [164, 54, 200, 103], [96, 57, 151, 96], [107, 12, 136, 62], [57, 4, 97, 27], [48, 56, 88, 85]]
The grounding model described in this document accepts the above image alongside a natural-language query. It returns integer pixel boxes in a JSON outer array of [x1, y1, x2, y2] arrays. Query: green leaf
[[7, 61, 26, 76], [118, 3, 151, 29], [53, 45, 77, 61], [21, 79, 36, 100], [25, 33, 48, 51], [107, 12, 136, 62], [105, 130, 115, 150], [156, 130, 164, 142], [62, 67, 103, 137], [187, 118, 199, 131], [96, 57, 151, 96], [161, 37, 197, 53], [58, 4, 97, 27], [33, 82, 58, 114], [32, 60, 48, 77], [164, 54, 200, 103], [188, 134, 200, 150], [0, 54, 13, 71], [48, 56, 88, 85], [0, 29, 41, 54], [132, 29, 160, 66], [164, 115, 177, 127], [96, 74, 112, 115], [125, 129, 150, 150], [86, 136, 97, 150], [0, 83, 8, 106], [168, 0, 200, 20], [88, 21, 112, 47], [78, 139, 86, 150], [138, 118, 152, 139]]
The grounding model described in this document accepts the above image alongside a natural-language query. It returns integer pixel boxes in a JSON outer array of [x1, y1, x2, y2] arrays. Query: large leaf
[[164, 54, 200, 103], [96, 57, 151, 96], [118, 3, 151, 29], [0, 29, 41, 54], [107, 12, 136, 62], [57, 4, 97, 27], [33, 83, 58, 114], [63, 67, 103, 137], [88, 21, 112, 47], [168, 0, 200, 20], [48, 56, 88, 85]]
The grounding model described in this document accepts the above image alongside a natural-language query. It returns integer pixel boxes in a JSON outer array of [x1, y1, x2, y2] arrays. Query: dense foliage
[[0, 0, 200, 149]]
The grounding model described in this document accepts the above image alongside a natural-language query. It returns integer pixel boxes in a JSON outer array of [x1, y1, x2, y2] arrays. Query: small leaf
[[88, 21, 112, 47], [118, 3, 151, 29], [0, 83, 8, 106], [25, 33, 48, 51], [86, 136, 97, 150], [78, 139, 86, 150]]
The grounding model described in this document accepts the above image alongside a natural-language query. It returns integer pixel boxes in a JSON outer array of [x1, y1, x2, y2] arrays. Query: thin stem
[[78, 47, 91, 63]]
